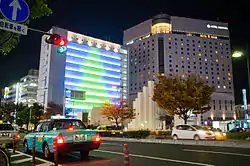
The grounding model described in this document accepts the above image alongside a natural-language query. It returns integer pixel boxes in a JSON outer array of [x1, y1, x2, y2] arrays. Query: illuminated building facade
[[124, 14, 235, 123], [37, 27, 128, 121], [2, 69, 38, 106]]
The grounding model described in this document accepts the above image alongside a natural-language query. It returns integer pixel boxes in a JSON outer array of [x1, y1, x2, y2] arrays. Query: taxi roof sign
[[0, 120, 3, 124], [51, 115, 66, 119]]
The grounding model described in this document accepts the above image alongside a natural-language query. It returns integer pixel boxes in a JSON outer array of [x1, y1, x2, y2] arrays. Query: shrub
[[122, 130, 150, 138], [98, 131, 122, 137], [226, 132, 250, 140]]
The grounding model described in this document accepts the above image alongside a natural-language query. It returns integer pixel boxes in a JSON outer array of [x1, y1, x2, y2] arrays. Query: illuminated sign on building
[[207, 24, 228, 30], [242, 89, 249, 119]]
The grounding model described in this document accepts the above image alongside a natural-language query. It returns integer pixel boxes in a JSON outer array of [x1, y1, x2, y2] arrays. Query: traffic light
[[45, 34, 67, 46], [57, 46, 67, 54]]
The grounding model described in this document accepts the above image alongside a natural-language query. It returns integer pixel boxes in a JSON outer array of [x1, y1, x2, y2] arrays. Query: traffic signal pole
[[28, 27, 52, 36]]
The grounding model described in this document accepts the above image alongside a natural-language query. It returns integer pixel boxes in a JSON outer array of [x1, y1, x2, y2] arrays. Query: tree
[[16, 104, 30, 128], [100, 100, 135, 127], [153, 74, 215, 124], [0, 0, 52, 55], [16, 102, 44, 129], [0, 102, 16, 123], [30, 102, 44, 125], [44, 101, 63, 119]]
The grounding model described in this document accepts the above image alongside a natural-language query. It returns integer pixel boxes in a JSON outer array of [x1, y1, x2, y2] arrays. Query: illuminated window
[[181, 57, 184, 60], [182, 74, 185, 78], [220, 43, 222, 46], [198, 44, 201, 48], [161, 73, 164, 76], [181, 43, 184, 46], [228, 77, 231, 81], [151, 23, 172, 35], [168, 37, 172, 41], [205, 59, 207, 61], [223, 86, 226, 89], [218, 85, 220, 88], [222, 60, 224, 63], [187, 57, 190, 60], [206, 76, 209, 79], [215, 50, 218, 54], [168, 50, 172, 54], [217, 77, 220, 80], [216, 59, 218, 62], [198, 53, 202, 56], [200, 76, 203, 78], [228, 73, 231, 76]]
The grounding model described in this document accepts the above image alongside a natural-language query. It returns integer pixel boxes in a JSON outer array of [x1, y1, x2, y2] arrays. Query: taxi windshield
[[0, 124, 14, 131], [53, 119, 86, 130]]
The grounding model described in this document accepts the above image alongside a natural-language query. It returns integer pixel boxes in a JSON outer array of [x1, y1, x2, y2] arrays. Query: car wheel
[[194, 135, 200, 140], [173, 135, 178, 140], [24, 141, 30, 154], [43, 144, 51, 159], [80, 151, 89, 160]]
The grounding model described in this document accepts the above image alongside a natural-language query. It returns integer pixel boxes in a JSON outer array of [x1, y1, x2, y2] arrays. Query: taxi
[[23, 116, 101, 159], [97, 125, 123, 136], [202, 126, 227, 141]]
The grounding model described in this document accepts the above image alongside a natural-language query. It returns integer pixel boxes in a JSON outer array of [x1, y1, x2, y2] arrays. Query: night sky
[[0, 0, 249, 104]]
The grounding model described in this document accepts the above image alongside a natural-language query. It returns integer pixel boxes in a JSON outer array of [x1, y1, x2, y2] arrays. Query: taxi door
[[36, 122, 48, 153], [27, 123, 43, 151]]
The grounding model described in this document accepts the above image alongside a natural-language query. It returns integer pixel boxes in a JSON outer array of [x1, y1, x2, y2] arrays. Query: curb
[[102, 137, 250, 148]]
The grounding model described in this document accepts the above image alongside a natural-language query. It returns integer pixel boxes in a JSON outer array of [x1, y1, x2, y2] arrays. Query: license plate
[[74, 134, 85, 141]]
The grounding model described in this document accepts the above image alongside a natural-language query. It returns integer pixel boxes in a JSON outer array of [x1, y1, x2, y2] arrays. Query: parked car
[[172, 124, 215, 140]]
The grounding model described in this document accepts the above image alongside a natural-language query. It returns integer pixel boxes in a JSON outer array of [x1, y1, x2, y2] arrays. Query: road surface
[[10, 140, 250, 166]]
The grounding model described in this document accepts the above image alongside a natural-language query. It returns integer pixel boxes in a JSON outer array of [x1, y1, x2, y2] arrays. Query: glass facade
[[64, 41, 126, 116]]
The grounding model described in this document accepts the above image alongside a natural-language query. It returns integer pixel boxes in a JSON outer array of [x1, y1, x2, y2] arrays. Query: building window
[[219, 100, 221, 110], [225, 100, 227, 110]]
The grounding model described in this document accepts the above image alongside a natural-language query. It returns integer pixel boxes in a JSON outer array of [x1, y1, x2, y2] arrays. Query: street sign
[[0, 18, 27, 35], [0, 0, 30, 22]]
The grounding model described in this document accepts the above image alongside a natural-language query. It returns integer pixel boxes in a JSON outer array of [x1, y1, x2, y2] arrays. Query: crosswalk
[[8, 149, 54, 166]]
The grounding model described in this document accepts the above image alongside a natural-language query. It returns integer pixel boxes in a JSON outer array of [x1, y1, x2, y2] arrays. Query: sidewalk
[[102, 137, 250, 148]]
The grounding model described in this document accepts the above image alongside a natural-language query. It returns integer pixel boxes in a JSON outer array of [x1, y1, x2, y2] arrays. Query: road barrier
[[53, 139, 58, 166], [12, 134, 16, 153], [32, 136, 36, 164], [123, 144, 129, 166]]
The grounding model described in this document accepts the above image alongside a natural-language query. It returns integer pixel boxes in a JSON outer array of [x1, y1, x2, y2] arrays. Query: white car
[[171, 125, 215, 140]]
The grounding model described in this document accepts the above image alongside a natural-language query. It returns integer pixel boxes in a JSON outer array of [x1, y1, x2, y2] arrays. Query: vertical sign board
[[242, 89, 248, 119]]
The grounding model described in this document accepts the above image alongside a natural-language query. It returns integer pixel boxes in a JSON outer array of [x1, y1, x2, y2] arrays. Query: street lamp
[[232, 49, 250, 120], [232, 51, 243, 58]]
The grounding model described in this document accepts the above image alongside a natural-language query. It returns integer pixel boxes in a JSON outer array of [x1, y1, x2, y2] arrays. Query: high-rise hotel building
[[124, 14, 235, 123], [37, 27, 128, 121]]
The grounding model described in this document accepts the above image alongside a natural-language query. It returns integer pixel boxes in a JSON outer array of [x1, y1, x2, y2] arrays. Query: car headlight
[[198, 130, 206, 135], [215, 132, 221, 136]]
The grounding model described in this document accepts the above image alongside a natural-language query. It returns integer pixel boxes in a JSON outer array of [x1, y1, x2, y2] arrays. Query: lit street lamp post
[[232, 46, 249, 119]]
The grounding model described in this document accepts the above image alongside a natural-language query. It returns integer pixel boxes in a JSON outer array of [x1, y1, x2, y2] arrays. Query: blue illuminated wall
[[64, 41, 122, 115]]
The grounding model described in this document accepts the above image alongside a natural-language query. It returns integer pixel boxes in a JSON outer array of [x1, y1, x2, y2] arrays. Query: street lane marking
[[95, 149, 214, 166], [9, 150, 54, 164], [11, 153, 23, 157], [102, 142, 122, 146], [183, 149, 250, 157], [11, 158, 32, 164]]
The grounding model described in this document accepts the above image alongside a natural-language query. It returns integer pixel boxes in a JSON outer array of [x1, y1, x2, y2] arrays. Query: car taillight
[[95, 134, 101, 142], [68, 127, 74, 131], [16, 133, 20, 139], [56, 134, 64, 144]]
